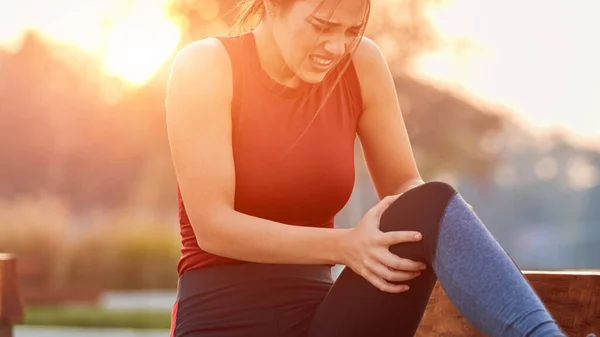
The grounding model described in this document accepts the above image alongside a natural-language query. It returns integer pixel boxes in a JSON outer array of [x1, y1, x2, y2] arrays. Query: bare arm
[[354, 37, 425, 198], [166, 39, 350, 265]]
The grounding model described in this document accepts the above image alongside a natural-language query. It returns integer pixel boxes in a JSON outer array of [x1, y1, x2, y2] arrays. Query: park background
[[1, 0, 599, 335]]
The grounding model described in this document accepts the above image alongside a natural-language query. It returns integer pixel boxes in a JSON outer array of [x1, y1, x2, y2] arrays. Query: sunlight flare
[[101, 0, 181, 86]]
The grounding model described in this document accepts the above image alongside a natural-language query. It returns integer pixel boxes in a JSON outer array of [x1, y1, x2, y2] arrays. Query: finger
[[369, 194, 401, 219], [375, 250, 427, 272], [368, 262, 421, 283], [362, 268, 410, 293], [379, 231, 423, 246]]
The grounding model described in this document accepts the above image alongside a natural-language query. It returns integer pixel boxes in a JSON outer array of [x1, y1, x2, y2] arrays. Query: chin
[[299, 72, 327, 84], [295, 58, 344, 85], [296, 66, 332, 84]]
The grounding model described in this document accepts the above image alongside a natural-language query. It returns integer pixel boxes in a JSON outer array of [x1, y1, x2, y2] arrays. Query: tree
[[0, 32, 144, 211]]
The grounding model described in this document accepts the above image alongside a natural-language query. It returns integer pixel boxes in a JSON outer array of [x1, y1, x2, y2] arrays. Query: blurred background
[[1, 0, 598, 335]]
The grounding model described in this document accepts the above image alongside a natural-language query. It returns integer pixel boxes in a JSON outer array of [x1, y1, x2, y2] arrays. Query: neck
[[252, 23, 301, 88]]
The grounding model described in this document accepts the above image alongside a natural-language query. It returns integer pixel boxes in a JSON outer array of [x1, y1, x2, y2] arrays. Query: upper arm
[[353, 37, 422, 198], [166, 38, 235, 237]]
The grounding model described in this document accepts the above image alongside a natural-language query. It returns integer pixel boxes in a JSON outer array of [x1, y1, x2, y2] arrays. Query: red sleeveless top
[[176, 32, 364, 275]]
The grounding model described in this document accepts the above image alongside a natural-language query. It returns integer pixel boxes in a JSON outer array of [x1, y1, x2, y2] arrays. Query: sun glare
[[101, 0, 181, 86], [0, 0, 181, 87]]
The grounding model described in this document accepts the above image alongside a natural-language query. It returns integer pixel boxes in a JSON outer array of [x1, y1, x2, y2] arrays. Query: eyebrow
[[311, 15, 363, 30]]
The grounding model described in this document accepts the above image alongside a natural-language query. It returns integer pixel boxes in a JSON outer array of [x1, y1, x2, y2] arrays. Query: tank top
[[176, 32, 364, 275]]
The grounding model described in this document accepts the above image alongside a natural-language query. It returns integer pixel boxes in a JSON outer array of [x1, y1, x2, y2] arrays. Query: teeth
[[311, 56, 332, 66]]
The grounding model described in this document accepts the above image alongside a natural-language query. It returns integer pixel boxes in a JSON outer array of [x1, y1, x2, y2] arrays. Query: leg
[[308, 181, 565, 337]]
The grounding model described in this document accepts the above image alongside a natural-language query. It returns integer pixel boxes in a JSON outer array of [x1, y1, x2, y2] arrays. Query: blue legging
[[171, 182, 565, 337]]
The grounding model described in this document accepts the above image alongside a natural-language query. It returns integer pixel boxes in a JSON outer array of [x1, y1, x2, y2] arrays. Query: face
[[268, 0, 368, 84]]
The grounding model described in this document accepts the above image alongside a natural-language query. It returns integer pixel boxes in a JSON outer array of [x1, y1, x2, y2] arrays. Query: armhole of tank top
[[342, 58, 365, 121], [215, 36, 242, 123]]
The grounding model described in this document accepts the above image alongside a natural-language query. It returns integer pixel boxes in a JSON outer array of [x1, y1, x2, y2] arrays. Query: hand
[[341, 194, 427, 293]]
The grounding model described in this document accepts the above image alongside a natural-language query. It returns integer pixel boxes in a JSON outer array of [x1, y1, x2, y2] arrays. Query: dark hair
[[231, 0, 370, 50], [232, 0, 268, 32], [231, 0, 372, 158]]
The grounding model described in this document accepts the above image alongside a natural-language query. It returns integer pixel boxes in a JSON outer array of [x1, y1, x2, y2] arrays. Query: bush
[[0, 195, 181, 290]]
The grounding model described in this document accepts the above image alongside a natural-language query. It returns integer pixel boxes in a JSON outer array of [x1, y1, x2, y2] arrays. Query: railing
[[0, 254, 24, 337]]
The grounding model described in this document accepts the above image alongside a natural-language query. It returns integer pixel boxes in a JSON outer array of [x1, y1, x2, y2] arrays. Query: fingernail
[[403, 285, 410, 291], [420, 264, 427, 270], [414, 233, 422, 240]]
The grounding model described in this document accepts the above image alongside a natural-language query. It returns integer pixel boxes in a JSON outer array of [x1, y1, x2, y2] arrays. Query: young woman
[[165, 0, 566, 336]]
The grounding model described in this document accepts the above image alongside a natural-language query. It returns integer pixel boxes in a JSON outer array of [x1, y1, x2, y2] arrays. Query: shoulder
[[351, 36, 394, 106], [171, 37, 231, 73], [167, 37, 233, 98]]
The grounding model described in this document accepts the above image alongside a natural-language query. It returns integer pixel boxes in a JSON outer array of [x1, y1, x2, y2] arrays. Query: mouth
[[308, 54, 336, 72]]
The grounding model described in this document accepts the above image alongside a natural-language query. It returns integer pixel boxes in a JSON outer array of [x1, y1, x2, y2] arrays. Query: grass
[[20, 306, 171, 330]]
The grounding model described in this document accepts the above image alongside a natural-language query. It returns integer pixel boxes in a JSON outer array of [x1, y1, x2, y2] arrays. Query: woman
[[165, 0, 566, 336]]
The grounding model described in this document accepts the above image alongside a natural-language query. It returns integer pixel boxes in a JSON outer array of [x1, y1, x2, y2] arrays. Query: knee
[[380, 181, 457, 230], [379, 181, 458, 257]]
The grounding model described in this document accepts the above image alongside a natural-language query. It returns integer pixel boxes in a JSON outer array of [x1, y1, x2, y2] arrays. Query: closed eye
[[309, 22, 362, 36], [348, 27, 361, 36], [310, 22, 330, 33]]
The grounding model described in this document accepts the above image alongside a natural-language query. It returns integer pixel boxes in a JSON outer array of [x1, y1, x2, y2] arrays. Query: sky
[[416, 0, 600, 147], [0, 0, 598, 147]]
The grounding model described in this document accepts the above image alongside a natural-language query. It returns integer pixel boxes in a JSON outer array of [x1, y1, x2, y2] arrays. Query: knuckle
[[383, 269, 395, 281], [393, 260, 405, 270], [395, 272, 410, 282]]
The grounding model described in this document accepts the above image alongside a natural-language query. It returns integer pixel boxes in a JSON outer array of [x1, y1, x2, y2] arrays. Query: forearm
[[196, 208, 351, 265]]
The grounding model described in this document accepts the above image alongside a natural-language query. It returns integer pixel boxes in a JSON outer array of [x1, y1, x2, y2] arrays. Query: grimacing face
[[269, 0, 368, 84]]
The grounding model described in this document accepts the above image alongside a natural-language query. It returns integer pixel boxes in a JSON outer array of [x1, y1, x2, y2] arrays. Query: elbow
[[195, 226, 221, 255], [197, 237, 219, 255], [195, 232, 214, 254], [191, 211, 229, 255]]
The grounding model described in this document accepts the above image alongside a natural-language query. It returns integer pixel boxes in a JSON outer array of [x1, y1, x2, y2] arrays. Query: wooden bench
[[0, 254, 24, 337], [415, 271, 600, 336]]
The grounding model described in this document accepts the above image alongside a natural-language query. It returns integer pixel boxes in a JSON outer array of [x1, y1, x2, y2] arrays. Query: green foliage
[[0, 196, 180, 290], [67, 225, 181, 290]]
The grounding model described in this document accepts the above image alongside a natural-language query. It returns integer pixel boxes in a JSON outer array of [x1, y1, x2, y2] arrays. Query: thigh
[[172, 282, 282, 337], [307, 182, 456, 337], [172, 263, 334, 337]]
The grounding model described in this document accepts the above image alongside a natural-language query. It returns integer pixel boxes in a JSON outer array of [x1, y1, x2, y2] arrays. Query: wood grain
[[415, 271, 600, 337]]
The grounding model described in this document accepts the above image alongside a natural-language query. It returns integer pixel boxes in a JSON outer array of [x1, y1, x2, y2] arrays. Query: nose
[[323, 39, 346, 57]]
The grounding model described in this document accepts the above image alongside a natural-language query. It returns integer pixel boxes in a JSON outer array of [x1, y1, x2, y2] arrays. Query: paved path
[[15, 326, 169, 337]]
